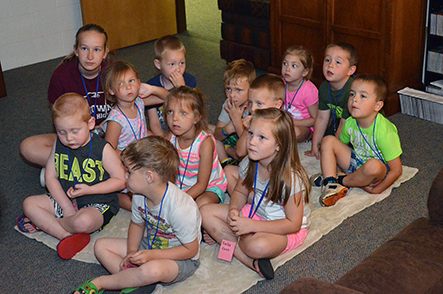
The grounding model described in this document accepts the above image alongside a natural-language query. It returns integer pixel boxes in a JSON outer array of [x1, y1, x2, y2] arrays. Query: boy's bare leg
[[23, 195, 72, 240], [342, 158, 387, 187], [88, 260, 178, 292], [19, 134, 57, 167], [58, 207, 103, 234], [94, 238, 128, 274], [320, 135, 352, 178]]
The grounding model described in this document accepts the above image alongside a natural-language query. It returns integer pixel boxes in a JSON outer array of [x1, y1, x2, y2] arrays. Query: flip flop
[[16, 214, 41, 233], [254, 258, 274, 280], [72, 278, 103, 294], [57, 233, 90, 260]]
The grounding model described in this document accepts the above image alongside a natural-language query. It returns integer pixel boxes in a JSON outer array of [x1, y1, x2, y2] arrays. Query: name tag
[[218, 239, 236, 262]]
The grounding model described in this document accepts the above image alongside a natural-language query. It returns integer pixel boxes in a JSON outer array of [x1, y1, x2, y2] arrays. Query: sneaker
[[310, 172, 346, 188], [40, 168, 46, 188], [319, 183, 348, 207], [310, 173, 324, 187]]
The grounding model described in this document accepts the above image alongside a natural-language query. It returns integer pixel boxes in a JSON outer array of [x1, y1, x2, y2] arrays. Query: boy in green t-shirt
[[314, 74, 402, 207], [306, 42, 359, 159]]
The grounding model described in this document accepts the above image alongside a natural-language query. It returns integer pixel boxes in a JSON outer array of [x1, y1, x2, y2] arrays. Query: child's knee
[[239, 237, 268, 258], [94, 237, 108, 253], [71, 211, 103, 233], [320, 135, 337, 148], [363, 158, 387, 177]]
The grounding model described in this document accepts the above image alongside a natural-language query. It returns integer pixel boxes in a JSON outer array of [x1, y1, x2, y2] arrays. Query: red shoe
[[57, 233, 90, 260]]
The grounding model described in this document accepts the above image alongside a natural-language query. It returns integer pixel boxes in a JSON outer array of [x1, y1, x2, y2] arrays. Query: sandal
[[72, 278, 103, 294], [120, 284, 157, 294], [253, 258, 274, 280], [16, 214, 41, 233], [57, 233, 90, 260]]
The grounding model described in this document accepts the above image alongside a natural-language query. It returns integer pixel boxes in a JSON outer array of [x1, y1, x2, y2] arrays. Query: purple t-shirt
[[48, 58, 111, 125]]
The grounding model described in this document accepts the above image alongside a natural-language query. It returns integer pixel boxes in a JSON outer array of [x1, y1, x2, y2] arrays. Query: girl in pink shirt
[[281, 46, 319, 142]]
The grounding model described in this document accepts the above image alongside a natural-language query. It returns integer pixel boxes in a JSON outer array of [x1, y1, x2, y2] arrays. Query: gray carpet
[[1, 15, 443, 294]]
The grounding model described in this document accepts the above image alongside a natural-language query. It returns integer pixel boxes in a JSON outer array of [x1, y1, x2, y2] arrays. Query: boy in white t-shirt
[[72, 136, 201, 294]]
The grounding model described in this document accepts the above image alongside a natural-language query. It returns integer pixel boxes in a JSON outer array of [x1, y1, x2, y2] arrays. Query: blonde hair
[[103, 60, 140, 103], [243, 108, 311, 206], [163, 86, 209, 134], [121, 136, 180, 183], [249, 73, 285, 103], [223, 59, 256, 85], [154, 35, 185, 60], [282, 46, 314, 80], [62, 24, 109, 64], [52, 93, 91, 123]]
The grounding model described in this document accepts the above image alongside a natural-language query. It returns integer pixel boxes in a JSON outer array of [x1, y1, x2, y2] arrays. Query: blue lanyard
[[356, 114, 387, 166], [175, 136, 196, 189], [328, 84, 344, 131], [144, 183, 168, 250], [116, 102, 143, 141], [80, 68, 100, 119], [249, 163, 270, 218], [285, 79, 305, 111], [66, 133, 92, 188]]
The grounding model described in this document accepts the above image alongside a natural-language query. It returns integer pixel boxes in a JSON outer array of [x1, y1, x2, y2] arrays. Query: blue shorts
[[341, 149, 388, 186], [342, 149, 364, 174]]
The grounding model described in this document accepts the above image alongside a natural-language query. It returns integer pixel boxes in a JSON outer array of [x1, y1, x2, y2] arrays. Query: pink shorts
[[240, 204, 308, 255]]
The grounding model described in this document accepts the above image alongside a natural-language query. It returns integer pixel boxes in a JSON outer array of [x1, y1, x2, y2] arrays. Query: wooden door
[[80, 0, 178, 50], [330, 0, 387, 77], [270, 0, 327, 84]]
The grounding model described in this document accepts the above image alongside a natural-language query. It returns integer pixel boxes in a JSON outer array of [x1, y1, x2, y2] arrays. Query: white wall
[[0, 0, 83, 71]]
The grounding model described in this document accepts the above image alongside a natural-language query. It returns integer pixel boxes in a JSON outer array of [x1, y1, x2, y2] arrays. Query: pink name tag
[[218, 239, 236, 262]]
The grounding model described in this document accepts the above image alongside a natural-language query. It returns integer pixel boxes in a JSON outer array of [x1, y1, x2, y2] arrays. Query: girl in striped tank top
[[164, 86, 228, 207]]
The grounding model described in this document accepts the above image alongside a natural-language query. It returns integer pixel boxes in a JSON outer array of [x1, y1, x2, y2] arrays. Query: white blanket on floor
[[16, 142, 418, 294]]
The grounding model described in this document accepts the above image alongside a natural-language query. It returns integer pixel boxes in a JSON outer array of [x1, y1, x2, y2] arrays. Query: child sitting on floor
[[18, 93, 126, 260], [281, 45, 318, 142], [314, 74, 402, 207], [73, 136, 201, 294], [306, 42, 359, 159], [201, 108, 311, 280], [214, 59, 256, 167], [102, 60, 153, 211], [164, 86, 227, 207], [146, 35, 197, 136]]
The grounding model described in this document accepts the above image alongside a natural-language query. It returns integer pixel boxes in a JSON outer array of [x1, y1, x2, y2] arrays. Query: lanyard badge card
[[217, 227, 238, 262]]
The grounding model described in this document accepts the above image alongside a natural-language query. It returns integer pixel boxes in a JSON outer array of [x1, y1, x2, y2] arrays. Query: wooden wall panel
[[80, 0, 177, 50]]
